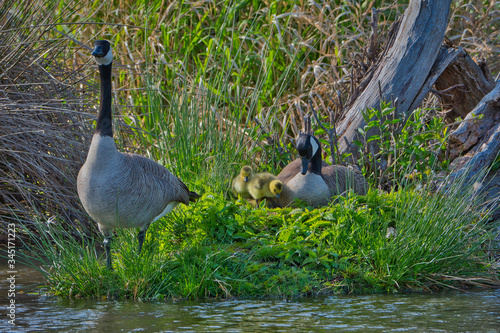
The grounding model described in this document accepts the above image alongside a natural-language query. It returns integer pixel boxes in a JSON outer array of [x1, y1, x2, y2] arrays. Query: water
[[2, 264, 500, 332]]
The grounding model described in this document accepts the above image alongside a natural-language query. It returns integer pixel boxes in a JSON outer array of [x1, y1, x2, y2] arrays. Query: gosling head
[[92, 40, 113, 66], [296, 133, 320, 175], [269, 179, 283, 199], [240, 166, 253, 182]]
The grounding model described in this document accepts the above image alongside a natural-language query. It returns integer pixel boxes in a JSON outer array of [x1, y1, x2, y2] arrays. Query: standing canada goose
[[269, 133, 367, 207], [77, 40, 199, 269], [247, 172, 283, 207], [231, 165, 253, 199]]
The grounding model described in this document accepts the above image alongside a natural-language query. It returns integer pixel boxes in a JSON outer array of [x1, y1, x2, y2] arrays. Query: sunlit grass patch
[[22, 180, 499, 300]]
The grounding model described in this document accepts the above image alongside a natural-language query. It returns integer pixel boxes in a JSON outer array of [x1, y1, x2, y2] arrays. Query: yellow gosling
[[247, 172, 283, 207], [231, 165, 253, 199]]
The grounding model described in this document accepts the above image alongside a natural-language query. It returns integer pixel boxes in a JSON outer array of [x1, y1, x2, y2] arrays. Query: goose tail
[[188, 191, 201, 202]]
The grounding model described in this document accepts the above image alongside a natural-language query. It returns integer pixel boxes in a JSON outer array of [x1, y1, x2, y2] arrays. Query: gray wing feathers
[[86, 153, 188, 226], [321, 165, 368, 196], [277, 158, 329, 184], [87, 152, 191, 228], [77, 139, 193, 231], [124, 153, 191, 206]]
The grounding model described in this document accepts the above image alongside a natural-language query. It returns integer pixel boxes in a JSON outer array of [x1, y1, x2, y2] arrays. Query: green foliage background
[[39, 0, 499, 193]]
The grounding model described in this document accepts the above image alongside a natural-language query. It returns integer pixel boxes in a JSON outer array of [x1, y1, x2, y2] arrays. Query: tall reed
[[368, 169, 498, 289]]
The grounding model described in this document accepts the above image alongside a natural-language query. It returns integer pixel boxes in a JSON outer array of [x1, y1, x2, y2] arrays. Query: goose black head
[[92, 40, 113, 66], [296, 133, 320, 175]]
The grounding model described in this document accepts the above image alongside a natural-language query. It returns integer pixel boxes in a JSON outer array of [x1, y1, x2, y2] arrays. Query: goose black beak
[[92, 45, 105, 57], [300, 157, 309, 175], [244, 176, 249, 182]]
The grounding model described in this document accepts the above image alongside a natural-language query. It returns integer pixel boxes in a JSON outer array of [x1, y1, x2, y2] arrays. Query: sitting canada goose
[[247, 172, 283, 207], [231, 165, 253, 199], [77, 40, 199, 269], [268, 133, 367, 207]]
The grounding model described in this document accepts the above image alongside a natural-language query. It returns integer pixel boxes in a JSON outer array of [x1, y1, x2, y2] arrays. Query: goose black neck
[[95, 63, 113, 137], [309, 143, 323, 174]]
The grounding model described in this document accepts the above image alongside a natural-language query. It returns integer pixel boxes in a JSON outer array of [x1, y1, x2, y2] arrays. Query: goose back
[[77, 135, 191, 235], [321, 165, 368, 197], [276, 158, 328, 184]]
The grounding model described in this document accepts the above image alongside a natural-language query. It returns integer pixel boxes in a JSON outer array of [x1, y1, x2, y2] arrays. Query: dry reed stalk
[[0, 2, 97, 239]]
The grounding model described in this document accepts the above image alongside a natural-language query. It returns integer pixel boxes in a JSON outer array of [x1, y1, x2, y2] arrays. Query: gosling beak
[[275, 193, 280, 199], [300, 157, 309, 175], [244, 176, 249, 182]]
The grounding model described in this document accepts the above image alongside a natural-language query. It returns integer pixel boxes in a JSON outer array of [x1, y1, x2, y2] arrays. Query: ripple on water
[[1, 262, 500, 332]]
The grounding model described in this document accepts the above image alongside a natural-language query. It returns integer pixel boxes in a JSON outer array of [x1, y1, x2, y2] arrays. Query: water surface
[[2, 262, 499, 332]]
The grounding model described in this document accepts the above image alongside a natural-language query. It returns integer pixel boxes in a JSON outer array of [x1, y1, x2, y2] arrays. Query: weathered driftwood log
[[407, 46, 466, 113], [441, 82, 500, 221], [434, 47, 495, 122], [337, 0, 452, 155], [397, 44, 495, 125], [448, 82, 500, 175], [405, 43, 495, 123]]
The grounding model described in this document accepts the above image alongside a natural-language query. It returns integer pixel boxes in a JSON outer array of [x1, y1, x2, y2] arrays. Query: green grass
[[20, 0, 496, 194], [42, 0, 498, 182], [21, 177, 499, 300], [7, 0, 500, 300]]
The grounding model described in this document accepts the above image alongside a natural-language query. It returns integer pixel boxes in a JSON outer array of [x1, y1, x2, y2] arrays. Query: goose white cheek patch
[[310, 137, 319, 157], [95, 49, 113, 66]]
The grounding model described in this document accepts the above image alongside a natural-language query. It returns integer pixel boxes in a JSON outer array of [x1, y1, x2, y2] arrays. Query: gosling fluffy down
[[247, 172, 283, 206], [231, 165, 253, 199]]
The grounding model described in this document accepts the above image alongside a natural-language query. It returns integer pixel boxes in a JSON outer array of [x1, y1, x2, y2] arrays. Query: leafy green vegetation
[[22, 178, 498, 299], [39, 0, 498, 190], [354, 102, 450, 190]]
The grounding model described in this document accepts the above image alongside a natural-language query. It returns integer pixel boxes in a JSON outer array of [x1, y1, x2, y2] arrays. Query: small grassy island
[[2, 0, 499, 300], [26, 183, 499, 300]]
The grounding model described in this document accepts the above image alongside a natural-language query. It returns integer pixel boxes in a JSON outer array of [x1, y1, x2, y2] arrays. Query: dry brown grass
[[36, 1, 498, 142], [448, 0, 500, 75], [0, 3, 97, 238], [0, 1, 147, 239], [281, 0, 500, 128]]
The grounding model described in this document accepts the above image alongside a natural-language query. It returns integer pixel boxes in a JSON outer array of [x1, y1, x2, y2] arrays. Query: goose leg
[[137, 224, 150, 254], [103, 236, 113, 270]]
